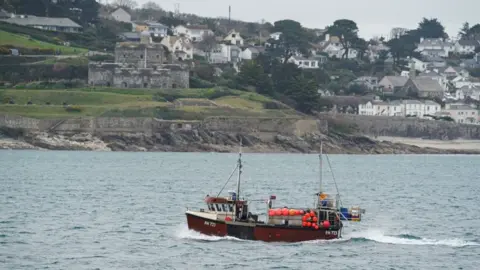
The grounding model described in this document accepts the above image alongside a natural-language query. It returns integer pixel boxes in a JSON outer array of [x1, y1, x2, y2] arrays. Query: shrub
[[65, 106, 83, 113]]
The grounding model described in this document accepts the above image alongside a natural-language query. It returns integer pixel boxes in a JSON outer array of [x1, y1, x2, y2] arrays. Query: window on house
[[156, 54, 160, 59], [143, 83, 148, 88], [140, 54, 144, 59], [232, 34, 236, 38]]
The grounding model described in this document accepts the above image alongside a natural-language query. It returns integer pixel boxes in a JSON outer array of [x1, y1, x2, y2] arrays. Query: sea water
[[1, 151, 479, 269]]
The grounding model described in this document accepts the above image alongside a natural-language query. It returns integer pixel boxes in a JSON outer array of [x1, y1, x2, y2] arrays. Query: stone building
[[88, 31, 190, 89]]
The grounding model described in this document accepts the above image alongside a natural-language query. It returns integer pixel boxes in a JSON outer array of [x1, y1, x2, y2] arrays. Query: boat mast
[[319, 141, 323, 193], [236, 138, 242, 201]]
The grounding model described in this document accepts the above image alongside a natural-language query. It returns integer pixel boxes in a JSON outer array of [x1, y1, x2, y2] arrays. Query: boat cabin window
[[222, 204, 228, 212], [228, 204, 234, 212], [208, 204, 215, 211], [215, 204, 222, 212]]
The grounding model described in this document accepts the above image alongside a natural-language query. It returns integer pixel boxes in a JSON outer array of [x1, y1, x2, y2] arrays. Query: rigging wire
[[216, 163, 239, 197], [324, 152, 343, 207]]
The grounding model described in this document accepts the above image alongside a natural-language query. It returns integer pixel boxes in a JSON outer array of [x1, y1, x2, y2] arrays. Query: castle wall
[[113, 68, 171, 88], [115, 44, 165, 68], [88, 64, 117, 86]]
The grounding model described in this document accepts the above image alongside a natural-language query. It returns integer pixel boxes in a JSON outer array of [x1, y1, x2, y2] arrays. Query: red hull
[[186, 213, 341, 242]]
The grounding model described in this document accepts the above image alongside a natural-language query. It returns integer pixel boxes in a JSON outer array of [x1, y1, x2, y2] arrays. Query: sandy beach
[[374, 136, 480, 151]]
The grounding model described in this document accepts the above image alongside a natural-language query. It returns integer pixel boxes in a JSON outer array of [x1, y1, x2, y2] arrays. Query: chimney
[[420, 37, 424, 43], [409, 59, 416, 79], [325, 33, 330, 42]]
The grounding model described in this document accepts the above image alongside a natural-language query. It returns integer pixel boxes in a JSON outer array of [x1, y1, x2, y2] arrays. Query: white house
[[320, 34, 358, 59], [452, 77, 480, 89], [240, 46, 265, 60], [358, 100, 403, 116], [402, 100, 425, 117], [110, 8, 131, 23], [455, 85, 480, 101], [287, 56, 321, 69], [454, 39, 480, 55], [174, 25, 214, 42], [160, 35, 193, 60], [410, 57, 428, 72], [416, 38, 454, 58], [224, 29, 244, 46], [270, 32, 282, 40], [200, 44, 242, 64], [423, 100, 442, 116], [442, 104, 478, 124], [146, 22, 168, 37]]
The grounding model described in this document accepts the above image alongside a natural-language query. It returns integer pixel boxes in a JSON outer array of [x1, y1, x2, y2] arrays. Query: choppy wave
[[175, 225, 479, 247]]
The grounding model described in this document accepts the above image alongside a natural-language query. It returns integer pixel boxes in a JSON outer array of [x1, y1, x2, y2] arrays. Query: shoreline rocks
[[1, 128, 480, 154]]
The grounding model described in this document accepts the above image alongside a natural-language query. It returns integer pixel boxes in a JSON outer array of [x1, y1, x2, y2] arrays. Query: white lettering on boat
[[325, 231, 337, 236], [204, 221, 216, 227]]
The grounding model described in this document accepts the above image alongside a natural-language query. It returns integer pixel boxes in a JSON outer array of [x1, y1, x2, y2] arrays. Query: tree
[[352, 37, 368, 60], [142, 1, 161, 10], [268, 19, 310, 63], [459, 22, 470, 39], [327, 19, 359, 59], [283, 75, 319, 113], [236, 60, 273, 95], [416, 18, 448, 39], [113, 0, 137, 10], [74, 0, 100, 25], [387, 30, 418, 66], [196, 33, 217, 62]]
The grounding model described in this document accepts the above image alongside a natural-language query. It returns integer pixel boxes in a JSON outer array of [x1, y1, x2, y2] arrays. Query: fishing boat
[[185, 142, 365, 242]]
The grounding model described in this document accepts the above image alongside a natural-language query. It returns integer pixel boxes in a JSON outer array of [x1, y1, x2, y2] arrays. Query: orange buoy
[[314, 225, 319, 230], [302, 215, 308, 222], [275, 209, 282, 216], [289, 209, 296, 216], [309, 212, 316, 217], [312, 216, 318, 222], [300, 210, 305, 215], [225, 216, 232, 221], [269, 210, 275, 216], [282, 208, 289, 216], [307, 222, 311, 227]]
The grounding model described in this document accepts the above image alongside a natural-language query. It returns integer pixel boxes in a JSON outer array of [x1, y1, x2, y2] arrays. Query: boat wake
[[174, 225, 479, 247], [346, 229, 480, 247], [174, 225, 247, 242]]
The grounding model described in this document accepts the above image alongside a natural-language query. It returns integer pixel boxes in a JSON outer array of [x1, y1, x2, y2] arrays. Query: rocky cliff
[[2, 127, 479, 154]]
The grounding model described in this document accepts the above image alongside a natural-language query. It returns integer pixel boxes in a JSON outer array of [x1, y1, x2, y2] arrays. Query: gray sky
[[132, 0, 478, 39]]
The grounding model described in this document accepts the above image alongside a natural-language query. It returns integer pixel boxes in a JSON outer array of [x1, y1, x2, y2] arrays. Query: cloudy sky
[[131, 0, 478, 39]]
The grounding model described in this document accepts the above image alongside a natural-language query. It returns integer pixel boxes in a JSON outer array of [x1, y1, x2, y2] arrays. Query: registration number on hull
[[204, 221, 216, 227], [325, 231, 338, 236]]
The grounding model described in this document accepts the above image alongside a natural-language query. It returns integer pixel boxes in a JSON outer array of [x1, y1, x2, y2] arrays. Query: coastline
[[373, 136, 480, 151], [2, 130, 480, 154]]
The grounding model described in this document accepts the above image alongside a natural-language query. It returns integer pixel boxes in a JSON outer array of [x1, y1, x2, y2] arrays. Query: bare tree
[[113, 0, 138, 10], [142, 1, 161, 10], [197, 33, 217, 61]]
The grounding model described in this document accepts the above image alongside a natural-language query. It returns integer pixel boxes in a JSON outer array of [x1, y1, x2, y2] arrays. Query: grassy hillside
[[0, 30, 87, 55], [0, 88, 300, 119]]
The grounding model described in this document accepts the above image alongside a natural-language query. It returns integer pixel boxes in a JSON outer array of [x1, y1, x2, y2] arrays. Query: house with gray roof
[[117, 32, 140, 42], [456, 84, 480, 101], [0, 9, 12, 19], [454, 39, 480, 55], [403, 77, 445, 98], [378, 76, 409, 94], [1, 15, 82, 33]]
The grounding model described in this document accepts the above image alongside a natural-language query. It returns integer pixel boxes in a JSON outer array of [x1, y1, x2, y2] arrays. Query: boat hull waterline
[[186, 212, 342, 242]]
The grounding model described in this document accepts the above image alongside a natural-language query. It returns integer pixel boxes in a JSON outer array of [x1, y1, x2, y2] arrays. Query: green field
[[0, 88, 300, 119], [0, 30, 87, 55]]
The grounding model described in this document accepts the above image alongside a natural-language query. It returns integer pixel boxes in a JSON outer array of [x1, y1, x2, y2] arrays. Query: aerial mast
[[236, 138, 242, 201]]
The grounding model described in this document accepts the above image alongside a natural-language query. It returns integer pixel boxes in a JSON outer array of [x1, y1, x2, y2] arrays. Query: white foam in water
[[349, 228, 480, 247], [174, 224, 246, 242]]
